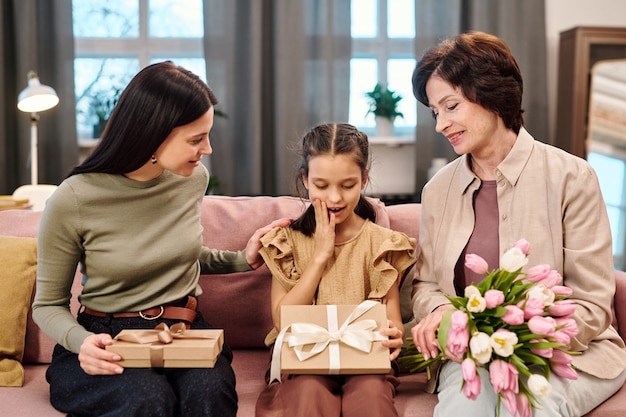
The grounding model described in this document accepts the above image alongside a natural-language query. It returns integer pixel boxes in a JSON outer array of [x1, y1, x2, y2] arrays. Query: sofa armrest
[[614, 270, 626, 339]]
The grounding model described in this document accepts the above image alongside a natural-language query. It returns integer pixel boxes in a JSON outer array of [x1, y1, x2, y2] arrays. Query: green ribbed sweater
[[32, 165, 250, 353]]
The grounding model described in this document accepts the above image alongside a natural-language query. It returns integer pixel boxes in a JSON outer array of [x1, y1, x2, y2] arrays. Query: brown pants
[[255, 373, 399, 417]]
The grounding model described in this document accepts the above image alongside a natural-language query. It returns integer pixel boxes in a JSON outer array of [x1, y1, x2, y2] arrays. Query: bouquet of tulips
[[399, 239, 579, 417]]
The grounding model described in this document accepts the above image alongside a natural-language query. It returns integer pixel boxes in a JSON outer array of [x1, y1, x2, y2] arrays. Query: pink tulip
[[462, 358, 481, 400], [549, 300, 576, 318], [530, 338, 553, 358], [552, 285, 573, 296], [528, 316, 557, 336], [552, 362, 578, 380], [501, 305, 525, 325], [526, 264, 551, 283], [517, 393, 532, 417], [447, 311, 470, 358], [543, 270, 563, 289], [489, 359, 519, 394], [550, 350, 578, 380], [550, 349, 572, 365], [523, 297, 545, 319], [465, 254, 489, 275], [451, 309, 469, 328], [500, 390, 518, 417], [551, 330, 572, 345], [462, 374, 481, 401], [484, 289, 505, 308], [555, 317, 578, 338], [512, 239, 531, 255], [527, 265, 562, 288]]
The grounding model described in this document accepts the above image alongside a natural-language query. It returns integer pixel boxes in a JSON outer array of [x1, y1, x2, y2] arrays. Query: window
[[589, 149, 626, 269], [349, 0, 416, 138], [73, 0, 416, 140], [72, 0, 205, 139]]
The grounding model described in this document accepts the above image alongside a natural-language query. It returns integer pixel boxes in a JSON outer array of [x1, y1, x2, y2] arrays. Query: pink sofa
[[0, 195, 625, 417]]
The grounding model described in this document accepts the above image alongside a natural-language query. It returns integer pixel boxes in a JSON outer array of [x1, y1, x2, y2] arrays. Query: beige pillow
[[0, 236, 37, 387]]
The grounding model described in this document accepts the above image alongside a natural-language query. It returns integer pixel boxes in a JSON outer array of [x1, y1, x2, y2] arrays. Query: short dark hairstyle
[[412, 31, 524, 133], [291, 123, 376, 236], [69, 61, 218, 177]]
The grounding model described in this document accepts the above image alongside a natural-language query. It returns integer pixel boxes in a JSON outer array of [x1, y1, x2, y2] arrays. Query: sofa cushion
[[22, 273, 83, 365], [200, 195, 389, 251], [0, 209, 42, 237], [613, 270, 626, 334], [385, 203, 421, 323], [0, 236, 38, 386]]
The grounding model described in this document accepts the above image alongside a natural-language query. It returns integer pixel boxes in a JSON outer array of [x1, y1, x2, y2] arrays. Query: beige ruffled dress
[[260, 219, 416, 345]]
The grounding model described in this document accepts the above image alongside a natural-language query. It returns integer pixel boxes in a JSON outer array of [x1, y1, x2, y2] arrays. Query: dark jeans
[[46, 310, 237, 417]]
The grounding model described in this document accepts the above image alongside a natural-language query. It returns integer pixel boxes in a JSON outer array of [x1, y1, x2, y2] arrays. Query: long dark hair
[[291, 123, 376, 236], [68, 61, 218, 177], [412, 31, 524, 134]]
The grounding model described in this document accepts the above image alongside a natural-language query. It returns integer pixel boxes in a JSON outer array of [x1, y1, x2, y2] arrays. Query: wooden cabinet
[[555, 26, 626, 158]]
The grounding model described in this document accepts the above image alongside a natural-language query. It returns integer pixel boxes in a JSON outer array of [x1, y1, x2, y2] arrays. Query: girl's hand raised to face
[[312, 199, 336, 264]]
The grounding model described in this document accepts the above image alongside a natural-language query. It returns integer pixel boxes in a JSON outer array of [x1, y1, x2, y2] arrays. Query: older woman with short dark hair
[[410, 31, 626, 417]]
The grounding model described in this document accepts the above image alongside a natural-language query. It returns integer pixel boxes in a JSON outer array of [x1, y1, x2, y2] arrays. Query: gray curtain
[[0, 0, 77, 194], [202, 0, 351, 196], [414, 0, 548, 193]]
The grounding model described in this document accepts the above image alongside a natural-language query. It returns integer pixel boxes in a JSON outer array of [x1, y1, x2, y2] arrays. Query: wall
[[545, 0, 626, 145], [367, 140, 416, 197]]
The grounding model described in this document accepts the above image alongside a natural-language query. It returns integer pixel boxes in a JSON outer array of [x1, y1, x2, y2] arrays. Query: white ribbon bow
[[269, 300, 387, 383]]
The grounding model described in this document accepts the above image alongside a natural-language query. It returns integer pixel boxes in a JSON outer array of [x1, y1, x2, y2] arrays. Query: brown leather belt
[[83, 296, 198, 324]]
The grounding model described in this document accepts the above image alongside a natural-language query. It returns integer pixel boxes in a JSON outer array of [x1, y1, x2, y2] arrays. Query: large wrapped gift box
[[271, 301, 390, 378], [106, 323, 223, 368]]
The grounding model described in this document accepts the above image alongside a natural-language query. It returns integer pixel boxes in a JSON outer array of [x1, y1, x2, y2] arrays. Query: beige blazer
[[412, 128, 626, 379]]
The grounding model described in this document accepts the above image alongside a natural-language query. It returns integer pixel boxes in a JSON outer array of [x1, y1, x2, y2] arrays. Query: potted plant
[[88, 87, 121, 138], [365, 83, 404, 137]]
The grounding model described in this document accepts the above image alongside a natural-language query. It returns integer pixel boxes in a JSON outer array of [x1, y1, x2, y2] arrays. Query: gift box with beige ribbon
[[106, 323, 224, 368], [269, 300, 391, 381]]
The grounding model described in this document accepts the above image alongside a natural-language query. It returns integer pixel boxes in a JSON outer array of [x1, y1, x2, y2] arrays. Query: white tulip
[[500, 247, 528, 272], [528, 374, 552, 398], [469, 332, 492, 364], [526, 283, 555, 306], [467, 293, 486, 313], [464, 285, 481, 299], [490, 330, 518, 357]]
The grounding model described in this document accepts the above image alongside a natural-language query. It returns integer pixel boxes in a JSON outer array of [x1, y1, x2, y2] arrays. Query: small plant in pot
[[88, 87, 121, 138], [365, 83, 404, 137]]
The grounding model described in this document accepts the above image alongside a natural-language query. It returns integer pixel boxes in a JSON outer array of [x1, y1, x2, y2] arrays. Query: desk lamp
[[17, 70, 59, 185]]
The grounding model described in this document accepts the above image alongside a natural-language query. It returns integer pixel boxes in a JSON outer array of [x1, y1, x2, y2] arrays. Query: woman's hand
[[77, 333, 124, 375], [245, 217, 292, 269], [410, 304, 453, 361], [380, 319, 405, 361]]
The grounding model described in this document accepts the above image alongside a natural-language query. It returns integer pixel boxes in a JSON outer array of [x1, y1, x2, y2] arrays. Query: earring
[[151, 155, 157, 164]]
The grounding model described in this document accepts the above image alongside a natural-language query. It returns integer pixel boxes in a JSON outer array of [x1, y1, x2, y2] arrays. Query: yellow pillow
[[0, 236, 37, 387]]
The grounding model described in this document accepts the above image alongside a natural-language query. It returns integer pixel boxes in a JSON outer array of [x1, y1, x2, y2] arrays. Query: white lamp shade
[[17, 73, 59, 113]]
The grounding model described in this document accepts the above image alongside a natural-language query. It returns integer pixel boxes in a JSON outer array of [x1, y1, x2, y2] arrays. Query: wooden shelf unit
[[555, 26, 626, 158]]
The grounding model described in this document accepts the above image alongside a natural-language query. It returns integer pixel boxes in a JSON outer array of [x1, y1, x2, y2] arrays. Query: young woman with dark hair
[[33, 61, 288, 417]]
